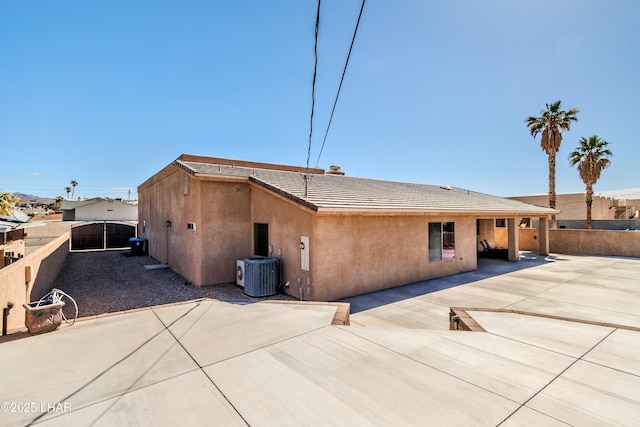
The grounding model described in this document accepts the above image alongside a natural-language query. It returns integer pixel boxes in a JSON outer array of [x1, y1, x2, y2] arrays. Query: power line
[[305, 0, 321, 197], [315, 0, 367, 169]]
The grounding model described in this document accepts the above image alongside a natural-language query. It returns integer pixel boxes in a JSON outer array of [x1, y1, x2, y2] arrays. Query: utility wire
[[305, 0, 321, 197], [315, 0, 367, 169]]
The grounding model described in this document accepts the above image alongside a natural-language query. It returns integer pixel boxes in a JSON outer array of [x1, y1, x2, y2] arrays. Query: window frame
[[428, 221, 456, 262]]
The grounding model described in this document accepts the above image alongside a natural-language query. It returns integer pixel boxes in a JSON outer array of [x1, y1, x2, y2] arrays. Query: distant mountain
[[12, 193, 55, 204]]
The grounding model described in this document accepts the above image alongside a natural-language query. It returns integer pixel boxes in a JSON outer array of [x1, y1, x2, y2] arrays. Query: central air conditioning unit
[[243, 257, 279, 297], [236, 259, 245, 287]]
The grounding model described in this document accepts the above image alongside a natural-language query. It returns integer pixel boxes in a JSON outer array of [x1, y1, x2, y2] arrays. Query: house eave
[[313, 207, 558, 217]]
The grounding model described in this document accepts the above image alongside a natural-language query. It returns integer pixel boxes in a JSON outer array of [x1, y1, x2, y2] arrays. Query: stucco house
[[510, 189, 639, 228], [1, 213, 43, 268], [138, 154, 555, 301], [61, 198, 138, 221]]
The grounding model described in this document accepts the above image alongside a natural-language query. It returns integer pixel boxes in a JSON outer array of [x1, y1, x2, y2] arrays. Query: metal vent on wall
[[243, 257, 279, 297]]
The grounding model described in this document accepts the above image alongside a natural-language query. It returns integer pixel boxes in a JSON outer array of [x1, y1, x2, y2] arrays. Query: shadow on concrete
[[339, 252, 562, 314]]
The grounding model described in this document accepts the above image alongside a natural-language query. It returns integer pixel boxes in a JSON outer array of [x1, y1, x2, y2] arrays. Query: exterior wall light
[[299, 242, 305, 250]]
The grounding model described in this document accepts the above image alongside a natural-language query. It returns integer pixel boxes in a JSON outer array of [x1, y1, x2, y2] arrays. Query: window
[[254, 223, 269, 256], [187, 222, 196, 231], [496, 219, 506, 228], [429, 222, 455, 262]]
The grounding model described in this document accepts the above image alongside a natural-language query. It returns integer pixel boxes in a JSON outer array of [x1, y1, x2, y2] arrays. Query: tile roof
[[176, 159, 555, 216]]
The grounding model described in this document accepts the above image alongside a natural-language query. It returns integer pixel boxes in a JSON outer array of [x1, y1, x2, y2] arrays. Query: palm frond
[[569, 135, 613, 185]]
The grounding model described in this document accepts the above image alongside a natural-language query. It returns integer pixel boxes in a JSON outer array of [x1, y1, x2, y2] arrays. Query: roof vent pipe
[[327, 165, 345, 176]]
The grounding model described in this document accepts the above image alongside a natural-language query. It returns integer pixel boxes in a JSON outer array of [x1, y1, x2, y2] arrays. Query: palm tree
[[70, 180, 78, 199], [54, 196, 64, 211], [525, 101, 580, 227], [569, 135, 612, 230], [65, 187, 72, 200]]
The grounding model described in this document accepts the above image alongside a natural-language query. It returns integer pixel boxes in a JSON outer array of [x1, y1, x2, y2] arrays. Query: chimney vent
[[327, 165, 345, 176]]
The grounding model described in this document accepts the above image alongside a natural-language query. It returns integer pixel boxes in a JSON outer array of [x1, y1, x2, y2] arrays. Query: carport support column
[[507, 218, 519, 262], [538, 216, 549, 256]]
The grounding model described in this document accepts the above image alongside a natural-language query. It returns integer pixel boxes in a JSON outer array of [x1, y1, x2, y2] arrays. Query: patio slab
[[583, 328, 640, 376], [500, 406, 575, 426], [2, 254, 640, 426], [526, 359, 640, 426], [345, 254, 640, 329], [506, 296, 640, 329], [348, 297, 450, 329], [160, 301, 337, 366], [345, 325, 575, 403], [37, 370, 246, 426], [205, 326, 521, 426], [467, 311, 615, 357]]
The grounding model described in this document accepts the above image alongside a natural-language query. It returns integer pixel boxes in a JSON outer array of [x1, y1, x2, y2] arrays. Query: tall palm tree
[[65, 187, 72, 200], [70, 180, 78, 199], [525, 100, 580, 227], [569, 135, 612, 230]]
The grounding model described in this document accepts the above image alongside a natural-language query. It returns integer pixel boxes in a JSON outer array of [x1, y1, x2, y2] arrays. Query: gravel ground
[[51, 251, 295, 318]]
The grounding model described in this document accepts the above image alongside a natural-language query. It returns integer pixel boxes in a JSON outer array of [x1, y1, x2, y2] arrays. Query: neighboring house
[[0, 213, 43, 269], [510, 189, 639, 221], [138, 154, 555, 301], [61, 198, 138, 221]]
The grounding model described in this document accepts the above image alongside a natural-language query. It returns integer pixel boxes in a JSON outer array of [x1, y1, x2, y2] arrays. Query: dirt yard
[[51, 250, 295, 318]]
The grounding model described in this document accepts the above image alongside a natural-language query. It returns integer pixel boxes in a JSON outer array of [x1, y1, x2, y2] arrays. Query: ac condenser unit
[[243, 257, 279, 297], [236, 259, 245, 287]]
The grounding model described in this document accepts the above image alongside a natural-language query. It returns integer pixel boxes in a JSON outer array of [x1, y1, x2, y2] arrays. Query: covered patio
[[477, 215, 551, 261]]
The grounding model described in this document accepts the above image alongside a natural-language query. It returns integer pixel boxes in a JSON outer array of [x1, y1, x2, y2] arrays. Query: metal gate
[[71, 222, 136, 251]]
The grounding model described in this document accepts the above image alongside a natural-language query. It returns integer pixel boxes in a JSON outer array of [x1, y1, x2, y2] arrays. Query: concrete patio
[[1, 253, 639, 426], [343, 253, 640, 329]]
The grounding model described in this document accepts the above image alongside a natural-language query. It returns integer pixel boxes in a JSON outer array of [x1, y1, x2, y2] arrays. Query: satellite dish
[[12, 210, 30, 223]]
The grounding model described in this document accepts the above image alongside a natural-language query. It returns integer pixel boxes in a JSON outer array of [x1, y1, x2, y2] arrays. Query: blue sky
[[1, 0, 638, 200]]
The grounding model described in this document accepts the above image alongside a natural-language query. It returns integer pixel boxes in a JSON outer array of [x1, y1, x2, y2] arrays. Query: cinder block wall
[[0, 233, 69, 333]]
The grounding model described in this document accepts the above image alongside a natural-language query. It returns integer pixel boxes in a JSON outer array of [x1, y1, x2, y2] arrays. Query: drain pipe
[[2, 302, 14, 336]]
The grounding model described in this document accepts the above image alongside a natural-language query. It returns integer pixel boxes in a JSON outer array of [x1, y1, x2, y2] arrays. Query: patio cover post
[[539, 216, 549, 256], [507, 218, 520, 262]]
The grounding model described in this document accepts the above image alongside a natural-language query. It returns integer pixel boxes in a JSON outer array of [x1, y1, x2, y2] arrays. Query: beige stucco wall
[[251, 186, 480, 301], [198, 179, 252, 285], [0, 233, 69, 333], [3, 238, 25, 263], [495, 227, 508, 248], [549, 229, 640, 257], [75, 200, 138, 221], [250, 186, 313, 299], [311, 215, 478, 301], [139, 168, 201, 285], [477, 219, 497, 250], [496, 227, 539, 250], [138, 167, 253, 286], [510, 194, 615, 220], [497, 226, 640, 258]]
